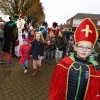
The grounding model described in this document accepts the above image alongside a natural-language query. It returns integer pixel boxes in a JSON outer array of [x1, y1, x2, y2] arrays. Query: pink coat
[[19, 44, 31, 64]]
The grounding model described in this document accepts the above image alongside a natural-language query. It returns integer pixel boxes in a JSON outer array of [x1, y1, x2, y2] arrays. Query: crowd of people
[[0, 16, 75, 75], [0, 15, 100, 99]]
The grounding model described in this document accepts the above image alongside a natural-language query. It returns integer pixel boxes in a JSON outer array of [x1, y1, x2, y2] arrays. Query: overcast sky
[[1, 0, 100, 27], [40, 0, 100, 27]]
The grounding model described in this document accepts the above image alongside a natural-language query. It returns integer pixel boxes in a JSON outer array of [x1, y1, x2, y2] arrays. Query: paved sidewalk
[[0, 54, 56, 100]]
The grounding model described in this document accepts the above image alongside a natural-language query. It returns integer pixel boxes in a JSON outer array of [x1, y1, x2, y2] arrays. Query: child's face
[[36, 34, 40, 41], [74, 41, 93, 59], [31, 30, 35, 35], [69, 36, 73, 40], [49, 32, 53, 37], [23, 41, 28, 45]]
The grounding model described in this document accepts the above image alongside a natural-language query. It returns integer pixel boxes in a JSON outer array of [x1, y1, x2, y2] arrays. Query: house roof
[[73, 13, 100, 19]]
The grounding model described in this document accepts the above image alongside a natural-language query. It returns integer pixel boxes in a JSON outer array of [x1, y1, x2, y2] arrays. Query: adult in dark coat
[[0, 16, 18, 66]]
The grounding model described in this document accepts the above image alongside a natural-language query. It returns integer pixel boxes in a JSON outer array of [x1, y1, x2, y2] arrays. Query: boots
[[37, 65, 41, 71], [32, 69, 37, 77]]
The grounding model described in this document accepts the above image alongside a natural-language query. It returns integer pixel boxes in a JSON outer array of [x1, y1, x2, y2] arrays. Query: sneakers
[[24, 70, 28, 73], [6, 62, 14, 66], [0, 61, 14, 66], [0, 60, 5, 64]]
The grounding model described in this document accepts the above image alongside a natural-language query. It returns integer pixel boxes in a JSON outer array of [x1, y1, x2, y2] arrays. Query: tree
[[27, 1, 45, 26], [0, 0, 45, 27]]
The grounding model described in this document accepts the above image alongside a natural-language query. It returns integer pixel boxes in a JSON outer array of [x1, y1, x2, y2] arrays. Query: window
[[73, 19, 84, 27], [97, 20, 100, 25]]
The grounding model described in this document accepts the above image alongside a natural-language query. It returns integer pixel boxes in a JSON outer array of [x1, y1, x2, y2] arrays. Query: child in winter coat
[[44, 31, 55, 64], [19, 38, 31, 73], [30, 32, 44, 76]]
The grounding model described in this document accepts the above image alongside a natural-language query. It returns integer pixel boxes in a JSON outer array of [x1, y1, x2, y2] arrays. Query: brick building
[[66, 13, 100, 32], [60, 13, 100, 33]]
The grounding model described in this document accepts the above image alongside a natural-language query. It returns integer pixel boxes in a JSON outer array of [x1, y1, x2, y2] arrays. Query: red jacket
[[49, 55, 100, 100], [19, 44, 31, 60]]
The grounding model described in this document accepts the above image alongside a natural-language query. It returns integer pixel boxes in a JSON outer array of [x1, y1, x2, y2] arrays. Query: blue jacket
[[30, 40, 44, 60], [42, 27, 47, 40]]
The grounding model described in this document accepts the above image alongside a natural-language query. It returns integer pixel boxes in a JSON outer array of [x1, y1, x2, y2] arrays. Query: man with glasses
[[49, 18, 100, 100]]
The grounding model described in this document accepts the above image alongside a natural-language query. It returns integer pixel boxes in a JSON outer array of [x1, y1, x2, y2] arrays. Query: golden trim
[[74, 18, 98, 45], [75, 41, 93, 46], [57, 64, 68, 69], [72, 65, 81, 70], [83, 65, 90, 100], [84, 67, 100, 99], [89, 18, 98, 45], [65, 62, 75, 99], [90, 75, 100, 78], [69, 56, 74, 61]]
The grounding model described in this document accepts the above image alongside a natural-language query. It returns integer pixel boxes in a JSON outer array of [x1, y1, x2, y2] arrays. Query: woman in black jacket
[[55, 30, 67, 63]]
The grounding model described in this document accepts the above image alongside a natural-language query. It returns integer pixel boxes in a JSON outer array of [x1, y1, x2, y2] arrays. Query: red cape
[[49, 56, 100, 100]]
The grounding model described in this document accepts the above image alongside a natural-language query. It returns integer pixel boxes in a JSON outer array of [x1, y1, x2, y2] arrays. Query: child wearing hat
[[19, 38, 31, 73], [49, 18, 100, 100]]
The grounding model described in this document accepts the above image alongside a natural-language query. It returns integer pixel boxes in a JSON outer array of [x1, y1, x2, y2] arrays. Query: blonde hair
[[34, 32, 44, 43]]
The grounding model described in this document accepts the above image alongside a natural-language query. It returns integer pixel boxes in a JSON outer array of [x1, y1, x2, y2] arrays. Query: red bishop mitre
[[74, 18, 98, 45]]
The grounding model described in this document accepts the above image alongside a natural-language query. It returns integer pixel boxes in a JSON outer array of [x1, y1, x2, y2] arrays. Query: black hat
[[9, 17, 12, 20], [53, 22, 58, 28], [11, 14, 18, 20], [13, 14, 19, 19], [42, 21, 47, 26]]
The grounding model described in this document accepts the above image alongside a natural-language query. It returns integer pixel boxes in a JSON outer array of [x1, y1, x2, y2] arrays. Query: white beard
[[16, 18, 26, 29], [15, 18, 26, 57]]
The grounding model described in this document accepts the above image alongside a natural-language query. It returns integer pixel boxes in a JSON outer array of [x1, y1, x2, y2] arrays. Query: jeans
[[52, 49, 56, 57], [55, 50, 63, 63], [45, 50, 53, 61], [22, 59, 28, 67]]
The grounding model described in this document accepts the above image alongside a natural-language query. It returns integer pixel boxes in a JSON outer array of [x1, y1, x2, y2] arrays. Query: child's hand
[[41, 56, 44, 59], [47, 41, 50, 45], [20, 54, 22, 57]]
